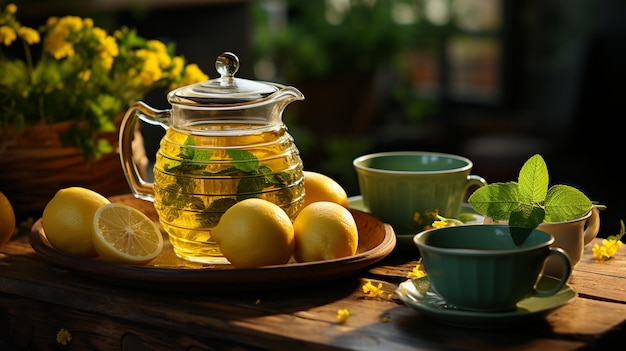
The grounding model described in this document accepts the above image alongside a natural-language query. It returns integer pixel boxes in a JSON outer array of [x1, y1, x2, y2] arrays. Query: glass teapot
[[119, 52, 305, 264]]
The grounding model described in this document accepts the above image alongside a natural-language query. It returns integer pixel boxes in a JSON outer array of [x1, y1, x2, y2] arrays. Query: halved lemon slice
[[92, 203, 163, 265]]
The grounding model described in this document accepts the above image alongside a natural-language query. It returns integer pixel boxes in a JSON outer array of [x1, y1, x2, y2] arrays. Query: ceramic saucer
[[347, 195, 484, 249], [395, 276, 577, 328]]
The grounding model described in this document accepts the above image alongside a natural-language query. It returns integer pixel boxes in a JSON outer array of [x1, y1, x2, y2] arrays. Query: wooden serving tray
[[29, 194, 396, 292]]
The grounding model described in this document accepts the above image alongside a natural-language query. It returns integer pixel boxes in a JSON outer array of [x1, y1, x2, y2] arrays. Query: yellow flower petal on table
[[592, 220, 625, 260], [362, 280, 385, 298], [407, 259, 427, 279], [431, 220, 448, 228], [56, 328, 72, 345], [337, 309, 353, 324], [593, 239, 623, 260]]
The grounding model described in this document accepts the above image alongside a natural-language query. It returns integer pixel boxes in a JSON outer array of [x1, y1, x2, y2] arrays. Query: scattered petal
[[56, 328, 72, 345], [406, 258, 427, 279], [337, 309, 353, 324], [362, 280, 385, 298], [593, 220, 625, 260]]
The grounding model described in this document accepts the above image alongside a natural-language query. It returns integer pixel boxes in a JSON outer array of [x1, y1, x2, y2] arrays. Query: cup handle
[[467, 175, 488, 189], [583, 207, 601, 245], [464, 175, 488, 200], [534, 247, 572, 297]]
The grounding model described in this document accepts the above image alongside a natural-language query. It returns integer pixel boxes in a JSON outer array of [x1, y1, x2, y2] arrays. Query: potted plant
[[0, 3, 208, 219]]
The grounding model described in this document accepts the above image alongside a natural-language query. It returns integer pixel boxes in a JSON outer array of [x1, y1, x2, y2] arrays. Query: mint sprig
[[468, 154, 594, 229], [160, 135, 294, 222]]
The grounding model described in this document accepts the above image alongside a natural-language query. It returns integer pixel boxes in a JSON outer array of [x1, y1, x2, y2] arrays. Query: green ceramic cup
[[353, 151, 487, 234], [413, 224, 572, 312]]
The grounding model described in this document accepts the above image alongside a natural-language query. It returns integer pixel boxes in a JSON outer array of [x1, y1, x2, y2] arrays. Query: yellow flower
[[362, 280, 385, 298], [147, 40, 171, 68], [17, 26, 39, 45], [431, 220, 448, 228], [0, 6, 207, 159], [413, 212, 423, 226], [592, 220, 625, 260], [136, 49, 163, 85], [46, 16, 58, 27], [175, 63, 209, 89], [0, 26, 16, 46], [92, 27, 118, 70], [78, 69, 91, 81], [168, 56, 185, 81], [337, 308, 353, 324], [6, 3, 16, 14], [406, 258, 427, 279], [56, 328, 72, 345], [43, 16, 89, 59], [44, 27, 74, 59]]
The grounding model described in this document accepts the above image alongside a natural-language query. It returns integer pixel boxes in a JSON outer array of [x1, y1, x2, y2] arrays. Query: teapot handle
[[119, 101, 170, 201]]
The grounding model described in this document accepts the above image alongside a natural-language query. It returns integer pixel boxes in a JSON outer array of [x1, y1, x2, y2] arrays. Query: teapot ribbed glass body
[[152, 122, 304, 263]]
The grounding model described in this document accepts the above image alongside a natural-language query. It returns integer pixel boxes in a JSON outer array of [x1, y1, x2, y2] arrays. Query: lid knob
[[216, 52, 239, 82]]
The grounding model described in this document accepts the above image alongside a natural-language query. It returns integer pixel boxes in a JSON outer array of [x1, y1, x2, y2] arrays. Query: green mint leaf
[[468, 153, 597, 228], [180, 136, 196, 159], [236, 174, 266, 201], [208, 198, 237, 212], [509, 227, 534, 246], [227, 149, 259, 173], [544, 184, 592, 222], [518, 154, 549, 203], [509, 203, 545, 228], [467, 182, 520, 221], [182, 136, 211, 162]]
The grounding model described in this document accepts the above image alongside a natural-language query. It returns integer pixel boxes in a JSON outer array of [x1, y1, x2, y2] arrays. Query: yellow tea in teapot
[[152, 124, 304, 264]]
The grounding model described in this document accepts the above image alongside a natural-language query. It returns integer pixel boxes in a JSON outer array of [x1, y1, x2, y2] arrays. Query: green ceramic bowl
[[413, 224, 572, 312]]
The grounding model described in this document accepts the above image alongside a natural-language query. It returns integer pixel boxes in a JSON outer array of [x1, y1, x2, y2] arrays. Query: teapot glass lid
[[167, 52, 280, 105]]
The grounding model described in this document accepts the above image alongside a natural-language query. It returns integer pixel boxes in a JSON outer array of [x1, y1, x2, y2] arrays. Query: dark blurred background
[[16, 0, 626, 237]]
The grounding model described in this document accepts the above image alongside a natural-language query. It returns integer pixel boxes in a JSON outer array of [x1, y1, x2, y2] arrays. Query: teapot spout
[[278, 86, 305, 102], [271, 86, 304, 118]]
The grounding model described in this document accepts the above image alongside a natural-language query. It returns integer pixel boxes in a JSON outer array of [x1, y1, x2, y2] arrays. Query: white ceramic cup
[[485, 207, 600, 278], [538, 207, 600, 277]]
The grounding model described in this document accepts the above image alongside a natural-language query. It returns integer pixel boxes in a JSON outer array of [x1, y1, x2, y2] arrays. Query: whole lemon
[[302, 171, 349, 208], [42, 187, 110, 257], [0, 191, 16, 247], [211, 198, 294, 268], [293, 201, 359, 263]]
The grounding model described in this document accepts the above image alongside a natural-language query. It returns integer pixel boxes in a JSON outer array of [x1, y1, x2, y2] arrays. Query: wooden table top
[[1, 204, 625, 351]]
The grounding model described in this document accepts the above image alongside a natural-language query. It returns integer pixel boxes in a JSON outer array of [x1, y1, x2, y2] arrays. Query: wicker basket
[[0, 118, 148, 220]]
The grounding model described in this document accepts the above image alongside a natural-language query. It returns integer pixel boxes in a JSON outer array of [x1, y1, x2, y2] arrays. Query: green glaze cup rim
[[353, 151, 473, 175], [413, 224, 556, 255]]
